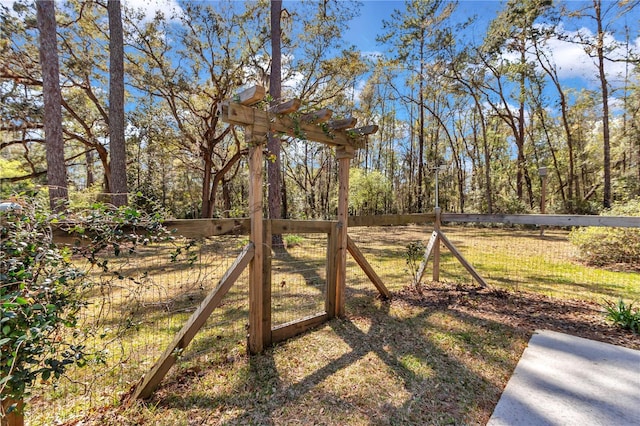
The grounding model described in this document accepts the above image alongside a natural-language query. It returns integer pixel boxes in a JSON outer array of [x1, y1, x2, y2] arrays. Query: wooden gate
[[126, 86, 389, 401]]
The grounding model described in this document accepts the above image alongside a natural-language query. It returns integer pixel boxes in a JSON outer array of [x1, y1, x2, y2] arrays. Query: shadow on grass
[[149, 286, 520, 425]]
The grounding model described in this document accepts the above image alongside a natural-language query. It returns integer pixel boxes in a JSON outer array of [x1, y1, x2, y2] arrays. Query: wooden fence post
[[1, 397, 24, 426], [432, 207, 441, 282], [335, 146, 354, 317], [326, 221, 338, 318], [262, 219, 272, 347], [247, 130, 265, 354]]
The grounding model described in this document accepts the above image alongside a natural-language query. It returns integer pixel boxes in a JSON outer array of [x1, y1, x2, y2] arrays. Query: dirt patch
[[395, 282, 640, 350]]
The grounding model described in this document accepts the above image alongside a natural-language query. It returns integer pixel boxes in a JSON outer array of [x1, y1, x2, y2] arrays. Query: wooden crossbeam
[[271, 312, 329, 344], [415, 231, 439, 286], [127, 243, 254, 401], [329, 117, 357, 130], [268, 99, 301, 114], [301, 109, 332, 124], [235, 86, 265, 106], [437, 231, 488, 288], [218, 102, 368, 148], [349, 125, 379, 136]]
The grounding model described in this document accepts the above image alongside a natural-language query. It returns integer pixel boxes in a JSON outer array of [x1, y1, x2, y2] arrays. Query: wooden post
[[437, 231, 488, 288], [1, 397, 24, 426], [262, 219, 272, 347], [335, 146, 354, 317], [432, 207, 441, 282], [415, 230, 438, 286], [247, 129, 265, 354], [325, 222, 338, 318], [346, 235, 391, 299]]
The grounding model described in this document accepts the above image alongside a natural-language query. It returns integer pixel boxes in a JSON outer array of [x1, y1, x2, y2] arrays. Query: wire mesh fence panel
[[271, 233, 328, 327], [28, 235, 249, 424], [24, 218, 640, 424], [439, 225, 640, 302], [347, 224, 433, 295], [347, 223, 639, 304]]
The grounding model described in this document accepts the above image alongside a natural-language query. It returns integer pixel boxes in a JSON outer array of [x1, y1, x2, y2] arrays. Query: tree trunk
[[281, 159, 288, 219], [108, 0, 128, 206], [516, 48, 527, 202], [595, 0, 612, 208], [201, 153, 213, 218], [417, 34, 425, 212], [36, 0, 68, 212], [268, 0, 284, 245], [222, 179, 231, 218], [85, 150, 95, 188]]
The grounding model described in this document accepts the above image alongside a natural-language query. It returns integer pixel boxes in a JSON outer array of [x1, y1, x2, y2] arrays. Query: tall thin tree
[[268, 0, 284, 244], [36, 0, 68, 211], [378, 0, 454, 212], [594, 0, 612, 208], [108, 0, 127, 206]]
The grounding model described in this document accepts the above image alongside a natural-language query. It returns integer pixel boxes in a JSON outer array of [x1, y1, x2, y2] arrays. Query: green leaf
[[15, 296, 29, 305]]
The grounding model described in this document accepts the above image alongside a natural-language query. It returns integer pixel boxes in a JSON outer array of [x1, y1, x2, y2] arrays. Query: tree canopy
[[1, 0, 638, 217]]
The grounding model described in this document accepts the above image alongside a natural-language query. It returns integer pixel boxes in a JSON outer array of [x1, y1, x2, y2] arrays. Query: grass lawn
[[25, 224, 640, 425]]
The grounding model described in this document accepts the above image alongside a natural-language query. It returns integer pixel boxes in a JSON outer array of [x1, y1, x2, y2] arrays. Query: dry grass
[[61, 291, 526, 425], [24, 224, 640, 425]]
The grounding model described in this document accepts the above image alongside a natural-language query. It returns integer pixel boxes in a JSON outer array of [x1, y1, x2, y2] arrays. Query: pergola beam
[[218, 101, 372, 148], [268, 98, 301, 114], [235, 86, 266, 106], [301, 109, 332, 124]]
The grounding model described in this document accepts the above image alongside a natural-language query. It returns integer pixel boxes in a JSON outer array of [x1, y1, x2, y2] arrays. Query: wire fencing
[[271, 234, 329, 327], [27, 218, 640, 423], [29, 235, 249, 424], [347, 223, 640, 303]]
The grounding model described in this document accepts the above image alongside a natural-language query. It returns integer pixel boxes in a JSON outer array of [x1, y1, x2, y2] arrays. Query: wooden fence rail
[[103, 213, 639, 243], [441, 214, 640, 228]]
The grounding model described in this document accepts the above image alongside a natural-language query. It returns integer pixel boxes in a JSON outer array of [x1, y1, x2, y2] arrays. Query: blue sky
[[6, 0, 632, 104], [342, 0, 639, 99], [345, 0, 503, 53]]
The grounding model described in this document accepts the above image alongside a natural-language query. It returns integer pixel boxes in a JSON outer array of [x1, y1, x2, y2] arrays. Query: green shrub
[[405, 241, 426, 290], [1, 196, 174, 416], [283, 234, 304, 248], [1, 199, 86, 412], [569, 198, 640, 270], [603, 299, 640, 333]]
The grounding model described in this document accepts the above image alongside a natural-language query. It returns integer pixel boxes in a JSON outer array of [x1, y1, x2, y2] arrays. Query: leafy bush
[[283, 234, 304, 248], [569, 198, 640, 271], [1, 196, 174, 416], [349, 168, 392, 216], [405, 241, 426, 290], [603, 299, 640, 333], [1, 199, 85, 413]]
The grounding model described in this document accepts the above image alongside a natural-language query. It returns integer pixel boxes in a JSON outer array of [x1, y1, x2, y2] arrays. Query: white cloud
[[608, 95, 626, 113], [123, 0, 183, 23], [353, 79, 367, 103], [539, 24, 639, 87]]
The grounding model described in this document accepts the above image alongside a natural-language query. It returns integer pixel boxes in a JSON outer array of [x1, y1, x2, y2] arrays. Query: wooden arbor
[[127, 86, 390, 401]]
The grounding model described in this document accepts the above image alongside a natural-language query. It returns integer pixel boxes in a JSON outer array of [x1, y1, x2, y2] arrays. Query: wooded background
[[1, 0, 639, 218]]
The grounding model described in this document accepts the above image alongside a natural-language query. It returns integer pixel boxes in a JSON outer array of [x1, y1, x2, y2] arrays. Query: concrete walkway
[[488, 329, 640, 426]]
